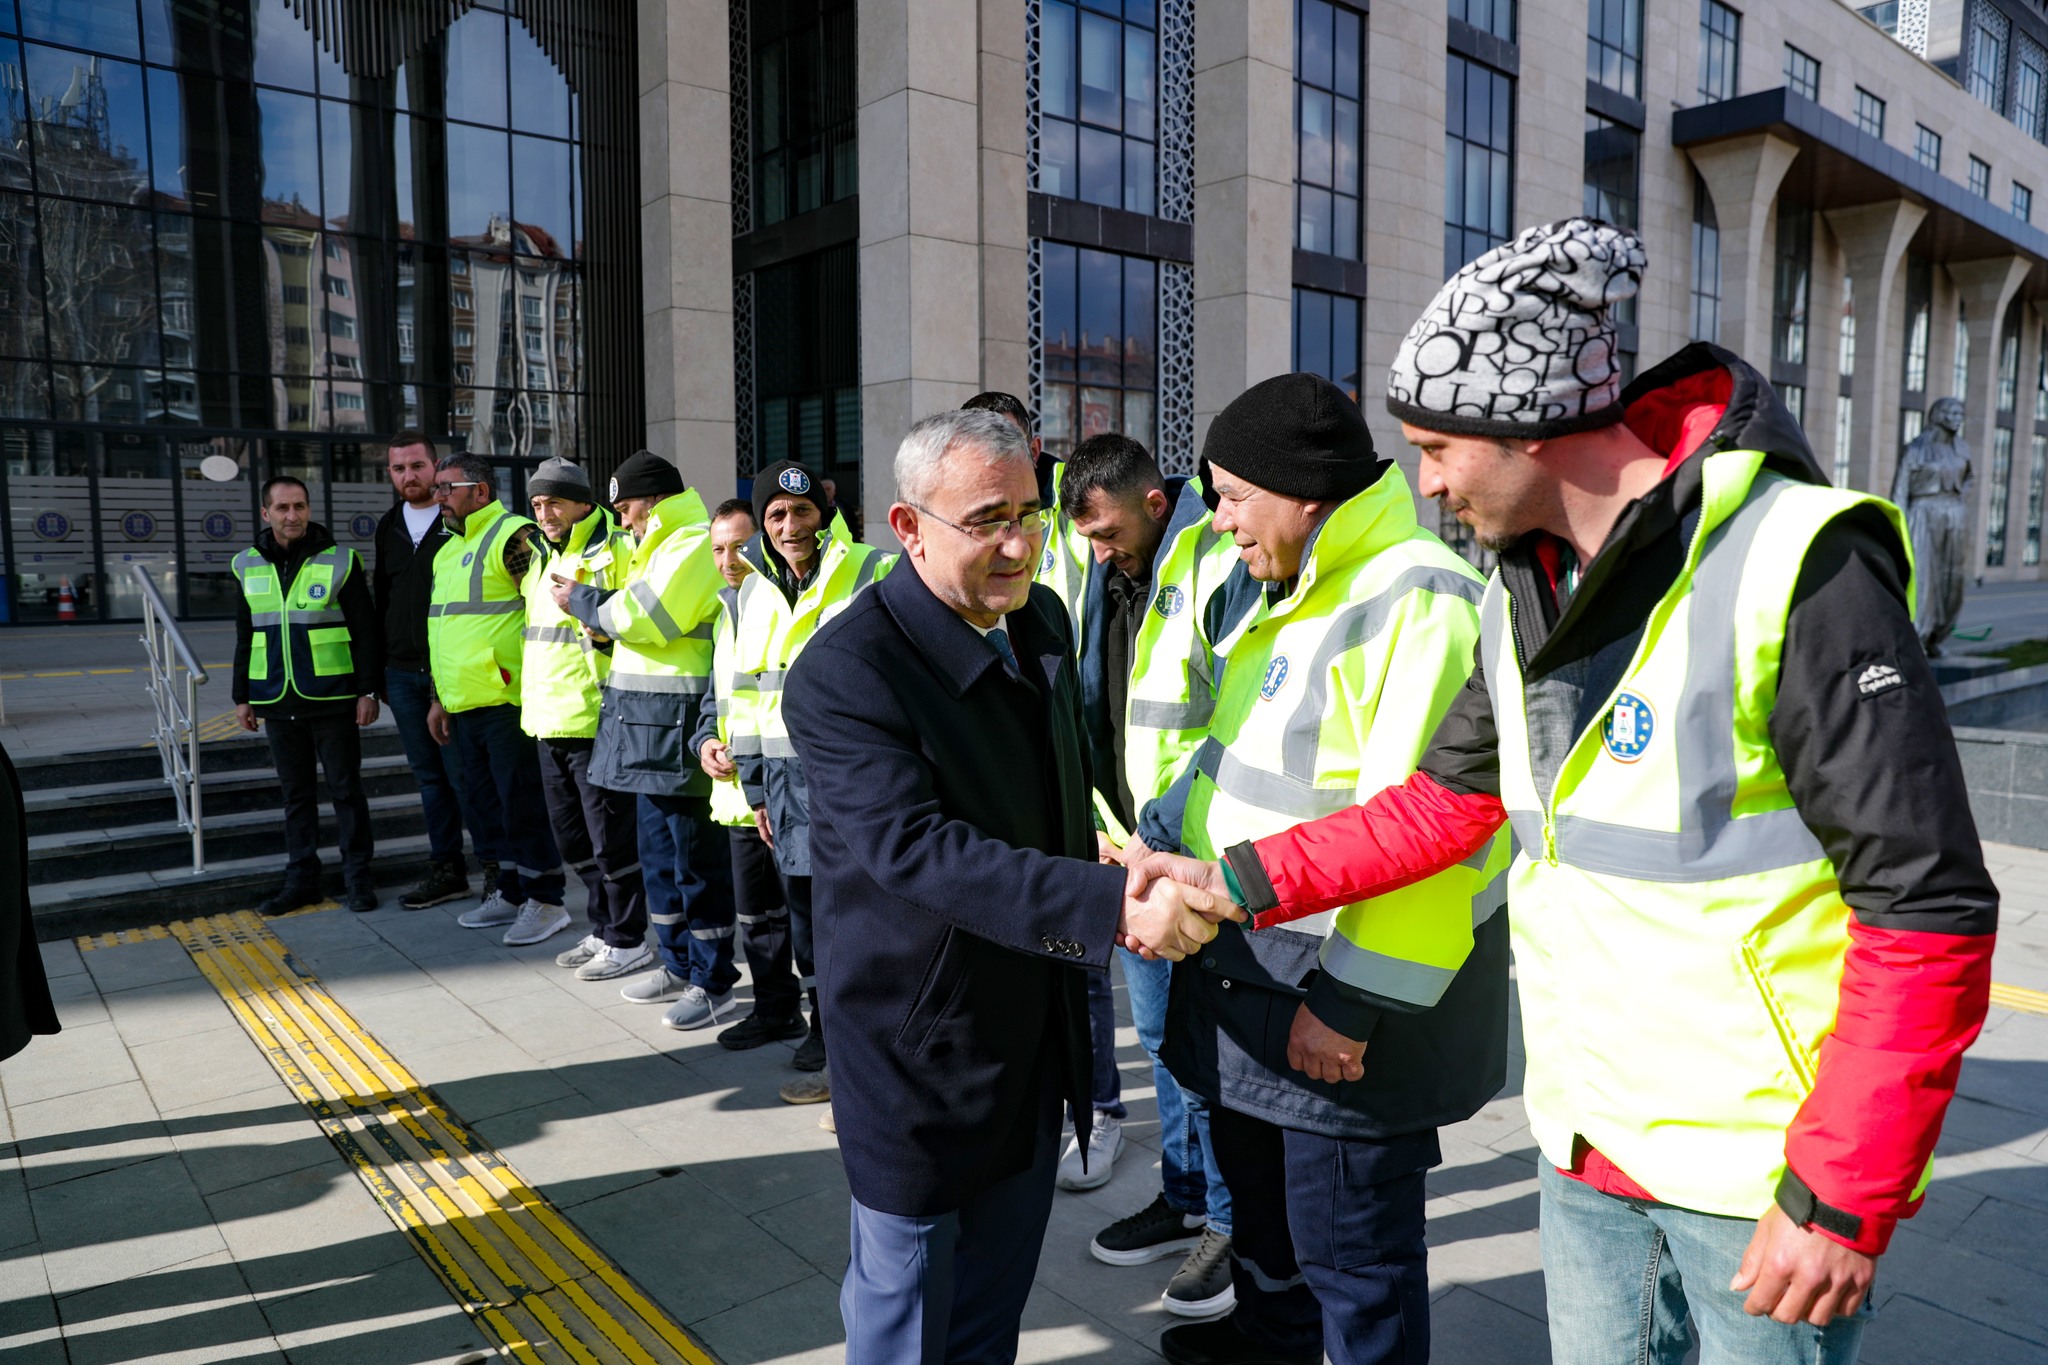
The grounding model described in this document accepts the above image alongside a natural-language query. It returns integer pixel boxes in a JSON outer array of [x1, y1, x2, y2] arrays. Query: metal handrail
[[133, 564, 206, 873]]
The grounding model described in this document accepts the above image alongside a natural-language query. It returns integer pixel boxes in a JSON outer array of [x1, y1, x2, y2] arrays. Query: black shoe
[[344, 884, 379, 914], [401, 861, 469, 911], [792, 1018, 827, 1072], [1163, 1228, 1237, 1318], [1159, 1319, 1318, 1365], [258, 883, 324, 917], [718, 1011, 809, 1051], [1090, 1192, 1205, 1266]]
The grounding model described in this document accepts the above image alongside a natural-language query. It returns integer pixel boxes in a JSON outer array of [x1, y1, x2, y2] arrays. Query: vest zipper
[[1505, 586, 1561, 866]]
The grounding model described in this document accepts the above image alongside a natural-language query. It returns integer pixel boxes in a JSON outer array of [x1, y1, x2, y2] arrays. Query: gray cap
[[527, 457, 594, 503]]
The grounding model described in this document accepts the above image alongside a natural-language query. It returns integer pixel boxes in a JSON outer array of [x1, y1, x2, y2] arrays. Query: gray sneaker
[[502, 900, 570, 946], [457, 890, 517, 929], [1055, 1113, 1123, 1191], [662, 984, 735, 1030], [780, 1067, 831, 1105], [576, 941, 654, 981], [555, 934, 604, 968], [619, 964, 691, 1004], [1162, 1228, 1236, 1319]]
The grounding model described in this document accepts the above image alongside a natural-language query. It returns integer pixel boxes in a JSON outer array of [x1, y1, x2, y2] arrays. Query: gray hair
[[436, 451, 495, 487], [894, 408, 1032, 507]]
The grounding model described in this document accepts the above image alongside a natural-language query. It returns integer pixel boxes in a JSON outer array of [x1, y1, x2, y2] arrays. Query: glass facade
[[1772, 198, 1811, 368], [1970, 5, 2009, 112], [1296, 0, 1363, 261], [1589, 0, 1643, 99], [1698, 0, 1740, 104], [1988, 426, 2014, 566], [1293, 287, 1361, 402], [1690, 172, 1720, 343], [750, 0, 857, 229], [750, 242, 860, 494], [1451, 0, 1516, 44], [1445, 54, 1514, 277], [1036, 0, 1158, 216], [1038, 242, 1157, 461]]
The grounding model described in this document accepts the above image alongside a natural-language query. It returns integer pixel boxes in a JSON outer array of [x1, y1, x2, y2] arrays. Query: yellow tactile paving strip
[[1989, 980, 2048, 1017], [86, 910, 719, 1365]]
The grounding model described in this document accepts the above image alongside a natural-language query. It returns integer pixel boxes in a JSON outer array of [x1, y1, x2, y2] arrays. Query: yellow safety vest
[[708, 584, 756, 827], [427, 499, 532, 714], [232, 542, 359, 704], [1184, 467, 1509, 1009], [1483, 448, 1915, 1220], [1035, 459, 1093, 625], [519, 508, 633, 741]]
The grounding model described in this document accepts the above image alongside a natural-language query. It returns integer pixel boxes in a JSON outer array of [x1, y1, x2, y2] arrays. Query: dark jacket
[[785, 568, 1126, 1218], [371, 499, 452, 673], [231, 523, 382, 713], [2, 739, 58, 1062]]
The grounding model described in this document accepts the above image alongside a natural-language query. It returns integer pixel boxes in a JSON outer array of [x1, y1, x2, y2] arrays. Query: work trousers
[[446, 703, 564, 906], [385, 666, 465, 865], [537, 737, 645, 947], [731, 826, 799, 1019], [783, 868, 822, 1040], [1210, 1103, 1437, 1365], [637, 791, 738, 994], [264, 710, 373, 889]]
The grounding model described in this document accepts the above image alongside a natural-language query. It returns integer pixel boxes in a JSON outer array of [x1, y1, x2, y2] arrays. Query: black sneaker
[[792, 1017, 827, 1072], [1163, 1228, 1236, 1318], [718, 1012, 810, 1051], [401, 861, 469, 911], [258, 883, 324, 917], [1089, 1192, 1204, 1266], [344, 884, 379, 914], [1159, 1318, 1318, 1365]]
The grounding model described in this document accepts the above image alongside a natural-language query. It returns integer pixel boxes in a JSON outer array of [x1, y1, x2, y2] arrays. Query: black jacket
[[372, 500, 452, 673], [785, 569, 1126, 1217], [231, 522, 382, 713], [1, 740, 58, 1062]]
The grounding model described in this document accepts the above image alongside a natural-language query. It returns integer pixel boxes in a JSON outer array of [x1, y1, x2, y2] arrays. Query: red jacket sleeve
[[1227, 771, 1506, 928]]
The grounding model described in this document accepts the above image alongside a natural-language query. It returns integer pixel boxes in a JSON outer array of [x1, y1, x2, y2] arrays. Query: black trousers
[[1209, 1102, 1438, 1365], [784, 868, 821, 1039], [537, 737, 645, 947], [731, 826, 801, 1018], [264, 710, 373, 889]]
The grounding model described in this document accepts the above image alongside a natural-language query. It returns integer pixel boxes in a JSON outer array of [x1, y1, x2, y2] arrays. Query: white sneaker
[[619, 964, 691, 1004], [576, 941, 654, 981], [1056, 1113, 1124, 1191], [457, 891, 517, 929], [662, 984, 735, 1031], [502, 900, 570, 947], [555, 934, 604, 968]]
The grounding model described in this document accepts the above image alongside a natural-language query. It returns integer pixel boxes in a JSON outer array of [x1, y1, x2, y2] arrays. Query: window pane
[[1333, 194, 1358, 261], [1079, 124, 1121, 206], [39, 202, 154, 373], [444, 7, 508, 128], [1333, 295, 1361, 395], [1299, 185, 1332, 254], [513, 133, 572, 257], [25, 45, 150, 203], [1124, 26, 1155, 140], [1078, 248, 1121, 387], [1123, 136, 1155, 216], [1044, 2, 1076, 120], [1042, 383, 1076, 455], [1044, 243, 1077, 384], [1300, 0, 1334, 90], [1040, 117, 1077, 197], [0, 191, 45, 356], [18, 0, 138, 59], [508, 17, 572, 139], [1300, 88, 1333, 188], [1334, 7, 1362, 99], [447, 123, 510, 239], [1334, 96, 1360, 195], [1079, 384, 1120, 442], [1080, 11, 1121, 128], [1125, 0, 1156, 28], [1123, 389, 1154, 453], [256, 87, 321, 216], [1123, 256, 1155, 390], [250, 1, 316, 92], [1296, 287, 1331, 379], [320, 97, 353, 226]]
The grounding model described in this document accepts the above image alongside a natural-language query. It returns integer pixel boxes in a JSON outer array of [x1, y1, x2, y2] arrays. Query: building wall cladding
[[653, 0, 2048, 579]]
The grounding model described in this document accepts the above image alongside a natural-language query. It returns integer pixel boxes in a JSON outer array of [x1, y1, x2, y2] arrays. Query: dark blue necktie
[[987, 626, 1024, 681]]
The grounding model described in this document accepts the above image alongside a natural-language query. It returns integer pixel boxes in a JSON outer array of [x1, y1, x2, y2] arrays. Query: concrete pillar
[[638, 0, 736, 492], [2013, 309, 2043, 579], [858, 0, 985, 533], [978, 0, 1030, 404], [1806, 223, 1847, 479], [1192, 0, 1294, 451], [1945, 255, 2030, 574], [1687, 134, 1799, 366], [1823, 200, 1926, 494]]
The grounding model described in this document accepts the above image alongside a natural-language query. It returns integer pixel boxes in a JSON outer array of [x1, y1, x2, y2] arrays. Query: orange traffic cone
[[57, 576, 76, 622]]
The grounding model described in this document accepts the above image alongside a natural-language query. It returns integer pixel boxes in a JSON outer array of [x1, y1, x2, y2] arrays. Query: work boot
[[344, 883, 379, 914], [258, 882, 324, 917], [400, 860, 468, 910], [717, 1011, 809, 1051], [792, 1015, 827, 1072], [1158, 1319, 1318, 1365]]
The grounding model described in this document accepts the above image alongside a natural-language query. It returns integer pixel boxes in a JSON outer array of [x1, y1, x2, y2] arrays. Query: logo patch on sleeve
[[1855, 660, 1906, 698]]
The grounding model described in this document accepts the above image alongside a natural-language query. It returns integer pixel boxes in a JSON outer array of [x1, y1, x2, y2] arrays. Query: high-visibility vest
[[1183, 467, 1510, 1009], [708, 585, 756, 827], [427, 498, 533, 713], [732, 511, 893, 760], [519, 508, 633, 741], [1483, 447, 1915, 1221], [231, 542, 360, 704], [1036, 459, 1093, 626]]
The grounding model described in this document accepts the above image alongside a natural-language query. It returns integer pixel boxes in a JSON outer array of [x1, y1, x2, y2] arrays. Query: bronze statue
[[1889, 397, 1972, 656]]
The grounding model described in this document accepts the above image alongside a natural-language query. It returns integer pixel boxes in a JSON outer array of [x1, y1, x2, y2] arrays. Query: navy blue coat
[[785, 566, 1126, 1218]]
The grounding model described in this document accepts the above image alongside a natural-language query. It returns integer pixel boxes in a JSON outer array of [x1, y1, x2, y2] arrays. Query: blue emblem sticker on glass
[[1260, 655, 1290, 700], [121, 511, 156, 542], [34, 510, 70, 541], [351, 513, 377, 539], [1602, 691, 1655, 763], [201, 511, 235, 541], [1153, 584, 1185, 618], [777, 467, 811, 494]]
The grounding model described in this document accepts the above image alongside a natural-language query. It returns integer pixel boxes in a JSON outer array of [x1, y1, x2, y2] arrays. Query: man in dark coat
[[784, 407, 1237, 1362], [1, 739, 58, 1062]]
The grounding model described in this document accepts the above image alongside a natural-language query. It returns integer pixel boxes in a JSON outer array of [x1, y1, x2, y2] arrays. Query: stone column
[[1823, 200, 1925, 494], [638, 0, 736, 491], [1945, 255, 2030, 575], [1687, 134, 1799, 366], [858, 0, 986, 534], [1192, 0, 1294, 451], [979, 0, 1030, 404], [1805, 224, 1847, 481], [2014, 308, 2043, 579]]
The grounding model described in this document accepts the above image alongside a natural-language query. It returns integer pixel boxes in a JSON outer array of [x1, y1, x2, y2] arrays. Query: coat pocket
[[895, 927, 971, 1056], [1738, 939, 1820, 1093]]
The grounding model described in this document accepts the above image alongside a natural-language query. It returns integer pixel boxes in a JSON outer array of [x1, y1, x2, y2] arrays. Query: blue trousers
[[637, 792, 738, 993], [445, 703, 563, 906], [1121, 948, 1231, 1234], [1538, 1164, 1873, 1365], [842, 1113, 1059, 1364], [385, 666, 465, 865]]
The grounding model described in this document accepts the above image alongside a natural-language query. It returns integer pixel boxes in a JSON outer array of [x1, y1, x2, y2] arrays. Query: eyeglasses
[[910, 504, 1048, 546], [432, 480, 483, 497]]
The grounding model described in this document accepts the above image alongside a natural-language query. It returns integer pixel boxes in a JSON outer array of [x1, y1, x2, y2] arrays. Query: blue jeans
[[445, 703, 563, 906], [637, 792, 738, 993], [385, 667, 465, 865], [1120, 947, 1231, 1235], [1539, 1164, 1874, 1365]]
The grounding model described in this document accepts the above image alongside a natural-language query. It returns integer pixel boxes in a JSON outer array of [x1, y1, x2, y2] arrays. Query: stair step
[[28, 792, 427, 885], [24, 754, 418, 834]]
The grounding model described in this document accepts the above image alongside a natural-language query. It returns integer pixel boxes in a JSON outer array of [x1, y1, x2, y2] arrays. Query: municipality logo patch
[[1856, 661, 1905, 698], [1602, 691, 1655, 763], [307, 583, 327, 599], [1040, 544, 1056, 574], [608, 477, 620, 501], [1260, 655, 1290, 700], [778, 467, 811, 494], [1153, 584, 1185, 618], [461, 552, 474, 567]]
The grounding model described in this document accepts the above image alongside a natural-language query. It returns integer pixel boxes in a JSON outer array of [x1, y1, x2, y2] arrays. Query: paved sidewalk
[[4, 847, 2047, 1363], [0, 622, 242, 758]]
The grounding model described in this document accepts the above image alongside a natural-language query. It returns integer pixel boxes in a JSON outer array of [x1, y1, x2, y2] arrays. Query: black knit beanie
[[1200, 373, 1382, 502], [752, 459, 829, 528], [608, 449, 684, 503]]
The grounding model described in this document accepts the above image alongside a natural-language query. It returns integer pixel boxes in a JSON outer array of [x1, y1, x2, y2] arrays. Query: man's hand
[[700, 737, 735, 782], [753, 805, 774, 850], [1124, 850, 1238, 923], [548, 572, 575, 613], [1096, 831, 1122, 865], [355, 695, 379, 728], [427, 699, 452, 746], [1117, 876, 1240, 961], [1730, 1205, 1877, 1326], [235, 702, 259, 732], [1287, 1003, 1367, 1084]]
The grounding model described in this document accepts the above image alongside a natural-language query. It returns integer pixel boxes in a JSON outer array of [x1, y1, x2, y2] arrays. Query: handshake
[[1106, 836, 1247, 961]]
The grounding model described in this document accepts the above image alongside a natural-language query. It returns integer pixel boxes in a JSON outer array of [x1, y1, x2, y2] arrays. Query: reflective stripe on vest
[[519, 512, 630, 740], [734, 518, 892, 748], [1120, 480, 1237, 807], [428, 501, 531, 712], [233, 544, 357, 704]]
